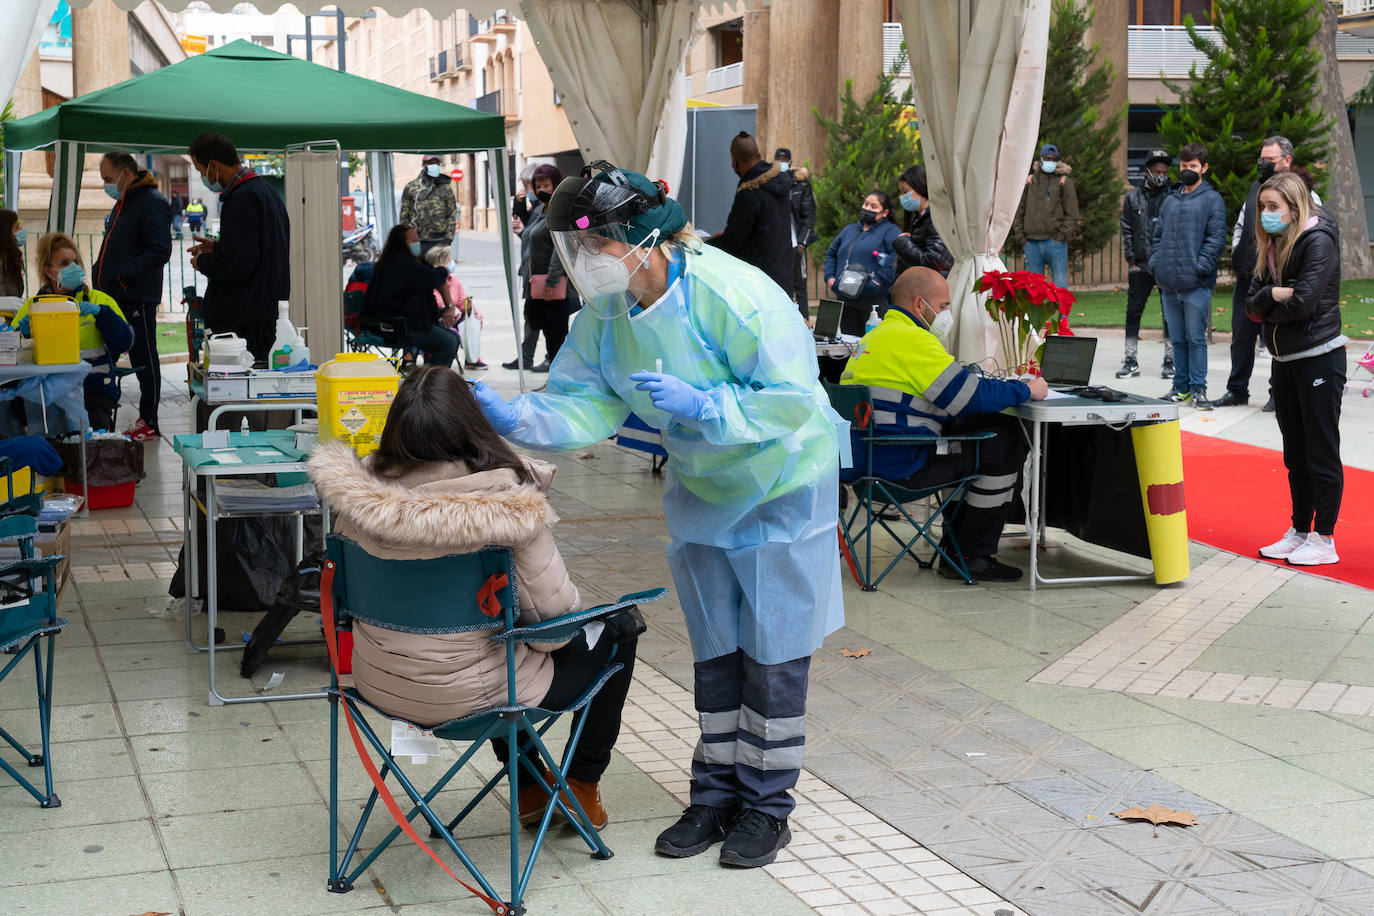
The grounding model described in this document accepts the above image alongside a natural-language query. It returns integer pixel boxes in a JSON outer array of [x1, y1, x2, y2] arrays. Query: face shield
[[552, 223, 661, 319]]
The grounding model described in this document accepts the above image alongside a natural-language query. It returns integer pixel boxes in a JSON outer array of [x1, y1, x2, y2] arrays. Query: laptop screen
[[814, 299, 844, 340], [1039, 335, 1098, 387]]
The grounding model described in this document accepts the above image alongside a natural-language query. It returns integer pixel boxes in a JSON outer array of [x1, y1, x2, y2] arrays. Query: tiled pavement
[[5, 262, 1374, 914]]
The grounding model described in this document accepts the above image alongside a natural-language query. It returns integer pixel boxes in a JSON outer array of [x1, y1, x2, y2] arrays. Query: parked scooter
[[342, 223, 379, 263]]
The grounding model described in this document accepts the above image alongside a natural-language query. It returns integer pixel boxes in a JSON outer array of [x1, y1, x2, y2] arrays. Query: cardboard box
[[248, 370, 316, 400]]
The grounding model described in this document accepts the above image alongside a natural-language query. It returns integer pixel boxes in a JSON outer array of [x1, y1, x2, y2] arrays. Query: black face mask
[[1258, 161, 1277, 181], [1179, 169, 1201, 187], [859, 209, 879, 225]]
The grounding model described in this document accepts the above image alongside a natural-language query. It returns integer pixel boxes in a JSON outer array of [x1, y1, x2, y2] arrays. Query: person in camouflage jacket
[[400, 155, 458, 256]]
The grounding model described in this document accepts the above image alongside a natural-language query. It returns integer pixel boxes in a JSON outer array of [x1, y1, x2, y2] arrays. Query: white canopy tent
[[895, 0, 1053, 368]]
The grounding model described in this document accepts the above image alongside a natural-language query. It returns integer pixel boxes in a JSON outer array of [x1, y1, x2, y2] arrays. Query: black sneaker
[[719, 809, 791, 868], [1163, 389, 1191, 403], [940, 555, 1022, 582], [530, 360, 551, 373], [1212, 391, 1248, 408], [1160, 358, 1174, 379], [1191, 390, 1214, 411], [655, 804, 736, 858], [501, 358, 521, 370], [1262, 396, 1276, 412], [1115, 357, 1139, 379]]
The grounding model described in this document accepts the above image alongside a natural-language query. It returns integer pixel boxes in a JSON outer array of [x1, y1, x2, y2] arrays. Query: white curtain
[[2, 0, 58, 109], [285, 146, 343, 358], [896, 0, 1052, 368], [646, 63, 689, 200], [366, 151, 398, 242], [520, 0, 697, 175]]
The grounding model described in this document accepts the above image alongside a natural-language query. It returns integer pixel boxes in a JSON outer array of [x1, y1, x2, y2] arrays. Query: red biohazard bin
[[341, 196, 357, 231]]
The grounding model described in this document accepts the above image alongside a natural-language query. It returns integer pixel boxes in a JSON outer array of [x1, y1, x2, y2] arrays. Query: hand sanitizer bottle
[[240, 416, 250, 439], [865, 306, 882, 335]]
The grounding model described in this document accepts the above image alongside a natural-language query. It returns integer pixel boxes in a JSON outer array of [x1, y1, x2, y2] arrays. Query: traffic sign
[[451, 168, 464, 181]]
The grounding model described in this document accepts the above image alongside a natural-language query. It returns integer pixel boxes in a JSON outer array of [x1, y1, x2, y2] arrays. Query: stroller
[[1356, 341, 1374, 398]]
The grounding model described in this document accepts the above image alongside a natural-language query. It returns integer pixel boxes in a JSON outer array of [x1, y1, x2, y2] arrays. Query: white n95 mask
[[929, 308, 954, 346]]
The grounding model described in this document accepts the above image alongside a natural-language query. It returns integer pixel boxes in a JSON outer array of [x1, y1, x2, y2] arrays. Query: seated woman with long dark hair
[[362, 223, 458, 368], [308, 365, 640, 829]]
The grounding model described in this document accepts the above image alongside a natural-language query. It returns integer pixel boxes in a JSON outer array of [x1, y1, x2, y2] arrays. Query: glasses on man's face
[[1259, 157, 1282, 165]]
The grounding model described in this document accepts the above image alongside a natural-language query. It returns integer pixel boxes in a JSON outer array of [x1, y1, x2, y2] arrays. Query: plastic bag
[[241, 550, 324, 677], [169, 515, 313, 613], [52, 436, 145, 487]]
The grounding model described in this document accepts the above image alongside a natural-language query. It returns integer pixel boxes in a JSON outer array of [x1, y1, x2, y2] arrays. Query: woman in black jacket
[[503, 164, 567, 373], [363, 223, 456, 368], [893, 165, 953, 277], [1246, 171, 1344, 567]]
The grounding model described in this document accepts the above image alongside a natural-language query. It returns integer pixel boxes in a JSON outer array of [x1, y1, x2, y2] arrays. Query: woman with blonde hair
[[14, 232, 133, 430], [1246, 170, 1344, 566]]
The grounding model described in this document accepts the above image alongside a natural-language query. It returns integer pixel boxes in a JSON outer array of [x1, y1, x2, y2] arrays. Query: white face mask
[[425, 164, 441, 178], [572, 231, 659, 308], [778, 162, 790, 172], [929, 308, 954, 345]]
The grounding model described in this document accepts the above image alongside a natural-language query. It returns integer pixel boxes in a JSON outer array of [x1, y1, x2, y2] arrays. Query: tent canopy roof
[[4, 39, 506, 154]]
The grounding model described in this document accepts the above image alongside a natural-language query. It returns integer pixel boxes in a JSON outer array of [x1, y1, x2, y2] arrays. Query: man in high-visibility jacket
[[841, 266, 1047, 582]]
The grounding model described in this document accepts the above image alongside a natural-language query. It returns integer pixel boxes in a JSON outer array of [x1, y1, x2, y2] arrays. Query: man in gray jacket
[[1148, 143, 1227, 410]]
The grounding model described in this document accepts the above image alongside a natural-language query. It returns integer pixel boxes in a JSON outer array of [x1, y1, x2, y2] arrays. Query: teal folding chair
[[0, 513, 68, 809], [826, 382, 993, 590], [0, 457, 43, 519], [323, 535, 665, 914]]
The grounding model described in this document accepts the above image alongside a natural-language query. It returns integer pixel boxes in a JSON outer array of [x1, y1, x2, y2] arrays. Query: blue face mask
[[1041, 159, 1058, 174], [202, 173, 224, 194], [103, 182, 121, 200], [59, 263, 85, 289], [899, 191, 921, 212], [408, 241, 422, 257], [1260, 211, 1289, 234], [13, 228, 26, 246]]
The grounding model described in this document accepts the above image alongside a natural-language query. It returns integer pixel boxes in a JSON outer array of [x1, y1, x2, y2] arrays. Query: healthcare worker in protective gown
[[473, 162, 843, 868]]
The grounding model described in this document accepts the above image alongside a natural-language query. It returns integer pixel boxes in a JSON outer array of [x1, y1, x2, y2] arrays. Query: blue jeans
[[1024, 238, 1068, 289], [1159, 287, 1211, 393]]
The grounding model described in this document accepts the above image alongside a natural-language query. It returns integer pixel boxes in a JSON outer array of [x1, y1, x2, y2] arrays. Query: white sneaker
[[1258, 528, 1306, 560], [1286, 533, 1339, 566]]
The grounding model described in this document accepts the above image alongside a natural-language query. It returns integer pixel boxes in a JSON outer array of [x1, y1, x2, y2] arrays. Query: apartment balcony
[[474, 89, 518, 123], [1342, 0, 1374, 38], [1129, 24, 1374, 77], [472, 11, 514, 44], [454, 44, 470, 71], [705, 61, 743, 94]]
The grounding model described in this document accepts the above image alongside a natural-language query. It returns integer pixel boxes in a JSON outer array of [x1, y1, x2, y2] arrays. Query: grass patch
[[157, 321, 187, 353], [1069, 278, 1374, 338]]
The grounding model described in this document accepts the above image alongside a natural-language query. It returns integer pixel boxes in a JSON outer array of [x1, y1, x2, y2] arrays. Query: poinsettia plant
[[973, 269, 1076, 376]]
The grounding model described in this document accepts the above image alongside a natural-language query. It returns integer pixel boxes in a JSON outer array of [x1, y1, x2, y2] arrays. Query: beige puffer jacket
[[309, 441, 581, 726]]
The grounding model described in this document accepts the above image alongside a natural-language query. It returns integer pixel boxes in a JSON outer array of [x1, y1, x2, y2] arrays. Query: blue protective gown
[[503, 243, 844, 665]]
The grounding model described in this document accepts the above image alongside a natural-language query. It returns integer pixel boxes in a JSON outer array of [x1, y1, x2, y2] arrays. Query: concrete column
[[71, 0, 132, 236], [741, 8, 771, 150], [1087, 0, 1129, 201], [763, 0, 840, 171], [838, 0, 887, 108]]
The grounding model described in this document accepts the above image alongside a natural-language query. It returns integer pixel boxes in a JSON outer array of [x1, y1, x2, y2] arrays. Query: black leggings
[[491, 628, 638, 783], [1271, 347, 1345, 535]]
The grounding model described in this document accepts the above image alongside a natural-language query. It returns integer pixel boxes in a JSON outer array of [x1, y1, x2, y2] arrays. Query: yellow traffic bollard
[[1130, 419, 1190, 584]]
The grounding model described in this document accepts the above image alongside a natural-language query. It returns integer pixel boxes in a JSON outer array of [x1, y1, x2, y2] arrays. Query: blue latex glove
[[16, 315, 29, 336], [470, 380, 518, 434], [629, 371, 714, 422], [79, 300, 101, 317]]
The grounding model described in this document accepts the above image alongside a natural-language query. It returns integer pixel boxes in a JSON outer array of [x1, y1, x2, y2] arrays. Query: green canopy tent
[[2, 40, 520, 366]]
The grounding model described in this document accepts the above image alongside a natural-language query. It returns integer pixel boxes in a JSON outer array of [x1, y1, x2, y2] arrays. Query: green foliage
[[811, 58, 920, 256], [1037, 0, 1124, 261], [0, 99, 14, 208], [1155, 0, 1328, 221]]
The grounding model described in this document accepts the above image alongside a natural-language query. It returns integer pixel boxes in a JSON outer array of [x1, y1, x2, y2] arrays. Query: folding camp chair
[[0, 513, 67, 809], [825, 382, 993, 590], [322, 535, 666, 914]]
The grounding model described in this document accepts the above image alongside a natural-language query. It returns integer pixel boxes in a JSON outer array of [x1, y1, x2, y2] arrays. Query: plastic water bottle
[[865, 306, 882, 335], [239, 417, 250, 439]]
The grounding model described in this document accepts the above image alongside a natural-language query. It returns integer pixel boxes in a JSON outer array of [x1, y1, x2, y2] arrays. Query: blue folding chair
[[826, 382, 994, 590], [322, 535, 665, 914], [0, 514, 68, 809]]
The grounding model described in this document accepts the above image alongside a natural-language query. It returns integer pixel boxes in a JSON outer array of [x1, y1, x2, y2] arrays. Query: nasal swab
[[655, 358, 663, 375]]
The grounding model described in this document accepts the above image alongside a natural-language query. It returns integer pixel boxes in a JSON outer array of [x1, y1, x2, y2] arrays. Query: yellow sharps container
[[315, 353, 401, 456], [28, 296, 80, 365], [1130, 419, 1190, 584]]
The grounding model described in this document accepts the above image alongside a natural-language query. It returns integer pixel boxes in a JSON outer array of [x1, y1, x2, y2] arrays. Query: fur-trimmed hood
[[736, 161, 789, 197], [308, 440, 559, 554]]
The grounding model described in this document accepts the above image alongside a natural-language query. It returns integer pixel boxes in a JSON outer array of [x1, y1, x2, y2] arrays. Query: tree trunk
[[1317, 1, 1373, 279]]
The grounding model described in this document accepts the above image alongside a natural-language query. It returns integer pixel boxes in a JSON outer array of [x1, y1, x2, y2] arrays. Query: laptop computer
[[1038, 335, 1098, 390], [813, 298, 844, 343]]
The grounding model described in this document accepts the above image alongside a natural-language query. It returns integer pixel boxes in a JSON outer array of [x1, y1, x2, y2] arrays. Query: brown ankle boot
[[516, 764, 552, 825], [564, 777, 608, 830]]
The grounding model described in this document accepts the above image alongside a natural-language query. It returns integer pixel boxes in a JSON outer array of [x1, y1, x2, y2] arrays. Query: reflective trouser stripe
[[739, 705, 806, 742], [966, 471, 1018, 508]]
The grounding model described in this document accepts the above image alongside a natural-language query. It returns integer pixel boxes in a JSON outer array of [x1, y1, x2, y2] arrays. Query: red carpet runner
[[1181, 431, 1374, 590]]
